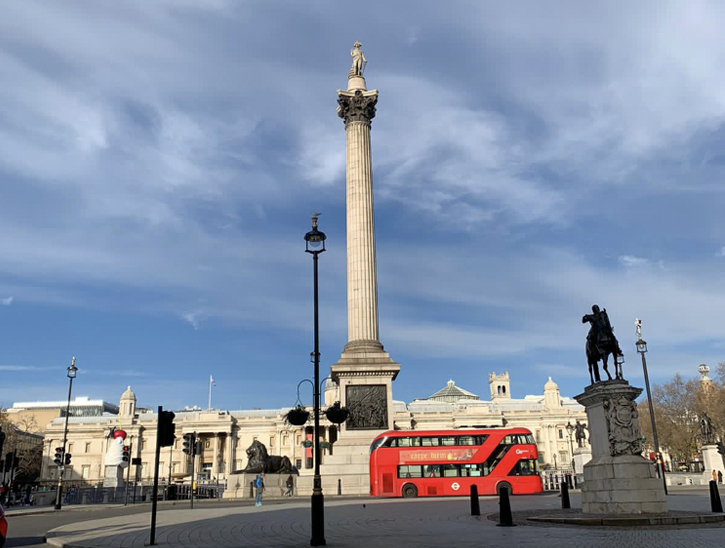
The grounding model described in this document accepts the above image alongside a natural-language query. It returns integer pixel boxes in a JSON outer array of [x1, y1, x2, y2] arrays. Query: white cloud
[[181, 311, 202, 330], [1, 296, 13, 305]]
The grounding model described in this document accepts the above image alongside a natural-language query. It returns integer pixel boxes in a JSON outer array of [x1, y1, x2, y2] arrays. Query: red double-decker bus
[[369, 428, 542, 498]]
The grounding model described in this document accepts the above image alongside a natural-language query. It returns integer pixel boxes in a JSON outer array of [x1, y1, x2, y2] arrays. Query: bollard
[[338, 478, 342, 496], [249, 481, 255, 499], [497, 487, 515, 527], [470, 485, 480, 516], [561, 481, 571, 509], [709, 480, 723, 513], [573, 474, 578, 489]]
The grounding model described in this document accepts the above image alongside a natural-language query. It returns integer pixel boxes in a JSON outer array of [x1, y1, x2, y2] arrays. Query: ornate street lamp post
[[635, 319, 667, 496], [55, 357, 78, 510], [305, 213, 327, 547], [565, 421, 575, 470]]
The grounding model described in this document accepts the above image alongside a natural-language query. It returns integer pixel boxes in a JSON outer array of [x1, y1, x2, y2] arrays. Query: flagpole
[[208, 376, 212, 410]]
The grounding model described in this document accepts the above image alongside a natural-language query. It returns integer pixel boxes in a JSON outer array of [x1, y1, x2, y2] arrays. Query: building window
[[82, 466, 90, 479], [68, 443, 74, 453], [205, 439, 211, 449], [535, 430, 540, 441], [296, 459, 302, 470], [50, 467, 57, 479], [236, 460, 244, 470], [558, 429, 563, 439], [270, 435, 275, 448], [85, 442, 91, 453], [282, 434, 288, 445]]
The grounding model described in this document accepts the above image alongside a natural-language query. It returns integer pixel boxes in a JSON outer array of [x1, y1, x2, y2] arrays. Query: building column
[[212, 434, 220, 477]]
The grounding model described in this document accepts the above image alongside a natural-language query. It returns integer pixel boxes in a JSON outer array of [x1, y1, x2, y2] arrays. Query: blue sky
[[1, 1, 724, 411]]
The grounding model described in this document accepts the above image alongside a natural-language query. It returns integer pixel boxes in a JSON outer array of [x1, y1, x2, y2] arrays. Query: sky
[[1, 1, 724, 412]]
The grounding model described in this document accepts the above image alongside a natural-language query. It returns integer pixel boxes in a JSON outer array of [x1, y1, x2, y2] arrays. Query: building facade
[[33, 373, 586, 486]]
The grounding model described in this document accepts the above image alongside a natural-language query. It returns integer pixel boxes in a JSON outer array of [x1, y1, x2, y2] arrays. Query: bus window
[[398, 465, 423, 478], [460, 464, 483, 477], [440, 437, 456, 446], [423, 465, 441, 477], [508, 459, 538, 476], [421, 437, 440, 447], [457, 436, 475, 445], [370, 437, 388, 454], [526, 434, 536, 444], [503, 435, 514, 445], [397, 437, 412, 447], [442, 464, 459, 477]]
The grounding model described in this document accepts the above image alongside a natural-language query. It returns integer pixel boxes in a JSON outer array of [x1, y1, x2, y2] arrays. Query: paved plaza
[[44, 491, 725, 548]]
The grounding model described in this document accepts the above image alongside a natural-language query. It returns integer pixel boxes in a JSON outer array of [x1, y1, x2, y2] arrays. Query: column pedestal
[[575, 380, 666, 514]]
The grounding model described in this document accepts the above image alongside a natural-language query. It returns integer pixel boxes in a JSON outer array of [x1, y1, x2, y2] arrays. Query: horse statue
[[240, 440, 293, 474], [582, 304, 624, 385]]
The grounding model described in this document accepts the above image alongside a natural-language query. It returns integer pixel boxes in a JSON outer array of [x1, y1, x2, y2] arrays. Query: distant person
[[255, 473, 265, 507], [285, 475, 294, 497]]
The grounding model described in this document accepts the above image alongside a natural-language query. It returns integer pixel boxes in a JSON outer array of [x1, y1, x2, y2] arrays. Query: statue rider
[[583, 305, 616, 356]]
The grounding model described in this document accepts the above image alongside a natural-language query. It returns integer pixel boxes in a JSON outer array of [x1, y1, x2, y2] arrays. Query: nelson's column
[[322, 42, 401, 494]]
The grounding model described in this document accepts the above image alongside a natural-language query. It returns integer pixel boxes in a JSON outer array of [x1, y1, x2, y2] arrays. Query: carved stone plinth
[[575, 380, 666, 514]]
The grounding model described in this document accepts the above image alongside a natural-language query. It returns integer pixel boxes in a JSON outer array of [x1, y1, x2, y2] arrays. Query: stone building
[[34, 373, 586, 487]]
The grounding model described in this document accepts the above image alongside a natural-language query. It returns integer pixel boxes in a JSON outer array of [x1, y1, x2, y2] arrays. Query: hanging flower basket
[[285, 405, 311, 426], [320, 441, 331, 449], [324, 401, 349, 424], [302, 440, 313, 448]]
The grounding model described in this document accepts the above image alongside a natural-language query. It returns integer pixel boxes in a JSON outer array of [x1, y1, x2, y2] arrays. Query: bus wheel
[[402, 484, 418, 498], [497, 482, 512, 496]]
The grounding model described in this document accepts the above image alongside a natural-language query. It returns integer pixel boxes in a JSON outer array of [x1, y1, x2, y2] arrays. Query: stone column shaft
[[346, 120, 379, 346]]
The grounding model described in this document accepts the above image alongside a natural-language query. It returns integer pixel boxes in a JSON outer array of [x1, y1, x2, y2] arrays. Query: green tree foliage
[[638, 362, 725, 463]]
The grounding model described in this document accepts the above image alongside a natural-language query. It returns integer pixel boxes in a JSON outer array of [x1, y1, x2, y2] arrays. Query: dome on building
[[427, 379, 479, 403], [544, 377, 558, 391], [121, 386, 136, 401]]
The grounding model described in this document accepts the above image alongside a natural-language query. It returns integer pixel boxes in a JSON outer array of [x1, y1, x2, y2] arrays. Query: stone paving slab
[[45, 493, 725, 548]]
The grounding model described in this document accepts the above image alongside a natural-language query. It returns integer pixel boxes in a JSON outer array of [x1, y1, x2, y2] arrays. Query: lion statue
[[240, 440, 293, 474]]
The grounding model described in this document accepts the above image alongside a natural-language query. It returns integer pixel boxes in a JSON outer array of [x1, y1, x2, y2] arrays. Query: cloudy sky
[[1, 1, 723, 411]]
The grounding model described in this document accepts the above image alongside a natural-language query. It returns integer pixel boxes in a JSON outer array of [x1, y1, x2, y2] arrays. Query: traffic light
[[158, 410, 176, 447], [183, 433, 195, 455], [64, 452, 72, 466], [194, 440, 203, 456], [122, 445, 130, 463], [54, 447, 63, 466], [717, 442, 725, 456]]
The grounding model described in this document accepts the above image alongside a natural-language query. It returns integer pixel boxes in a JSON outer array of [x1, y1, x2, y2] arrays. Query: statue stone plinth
[[701, 444, 725, 484], [102, 465, 125, 488], [575, 380, 666, 514]]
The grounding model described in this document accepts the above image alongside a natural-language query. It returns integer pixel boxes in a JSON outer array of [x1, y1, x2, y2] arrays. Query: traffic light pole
[[149, 406, 163, 546], [190, 442, 195, 510], [124, 438, 133, 506], [54, 372, 75, 510]]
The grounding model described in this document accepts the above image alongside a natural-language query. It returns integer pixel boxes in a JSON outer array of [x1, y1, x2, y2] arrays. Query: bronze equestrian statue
[[583, 305, 624, 384]]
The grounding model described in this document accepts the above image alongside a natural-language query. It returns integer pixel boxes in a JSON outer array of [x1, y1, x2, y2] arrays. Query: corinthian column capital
[[337, 89, 378, 126]]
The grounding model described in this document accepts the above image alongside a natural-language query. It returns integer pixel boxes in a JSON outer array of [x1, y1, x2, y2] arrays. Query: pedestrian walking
[[255, 473, 265, 507], [285, 474, 294, 497]]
